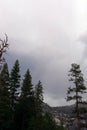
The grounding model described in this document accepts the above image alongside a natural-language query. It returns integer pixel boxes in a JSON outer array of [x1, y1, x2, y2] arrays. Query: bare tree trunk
[[76, 82, 80, 130], [0, 34, 8, 69]]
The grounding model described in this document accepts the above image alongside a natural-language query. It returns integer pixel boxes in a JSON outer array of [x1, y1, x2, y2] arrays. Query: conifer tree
[[29, 81, 44, 130], [34, 80, 43, 115], [0, 63, 12, 129], [21, 69, 33, 97], [66, 63, 87, 130], [0, 63, 9, 96], [10, 59, 20, 110], [15, 69, 35, 130]]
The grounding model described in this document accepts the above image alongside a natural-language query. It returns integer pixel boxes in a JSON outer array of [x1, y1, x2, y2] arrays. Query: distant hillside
[[43, 103, 87, 116], [43, 103, 75, 116], [52, 104, 75, 116], [42, 102, 53, 113]]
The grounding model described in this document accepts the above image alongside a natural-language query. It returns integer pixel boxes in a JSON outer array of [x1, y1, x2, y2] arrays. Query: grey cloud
[[6, 45, 69, 106], [79, 32, 87, 44], [0, 0, 86, 106], [78, 32, 87, 62], [5, 27, 84, 106]]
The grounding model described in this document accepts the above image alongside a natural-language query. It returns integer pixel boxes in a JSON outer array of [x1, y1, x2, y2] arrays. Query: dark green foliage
[[14, 69, 35, 130], [43, 112, 58, 130], [0, 61, 66, 130], [0, 63, 10, 104], [28, 81, 44, 130], [10, 59, 20, 109], [66, 63, 86, 103], [35, 80, 43, 102], [66, 63, 87, 130], [34, 80, 43, 115], [21, 69, 33, 97], [29, 112, 66, 130], [14, 97, 35, 130], [0, 63, 12, 129], [0, 99, 12, 130], [0, 63, 9, 88], [43, 112, 65, 130], [0, 36, 66, 130], [67, 64, 86, 101]]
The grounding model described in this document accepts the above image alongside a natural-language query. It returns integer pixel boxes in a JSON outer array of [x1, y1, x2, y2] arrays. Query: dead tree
[[0, 34, 9, 69]]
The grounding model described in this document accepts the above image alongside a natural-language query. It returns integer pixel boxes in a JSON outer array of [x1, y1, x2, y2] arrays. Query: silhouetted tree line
[[0, 35, 65, 130], [0, 60, 66, 130]]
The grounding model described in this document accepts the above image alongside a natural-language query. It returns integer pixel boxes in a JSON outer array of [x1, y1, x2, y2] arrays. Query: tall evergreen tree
[[66, 63, 87, 130], [10, 59, 20, 110], [28, 81, 44, 130], [0, 63, 9, 96], [21, 69, 33, 97], [0, 63, 12, 129], [34, 80, 43, 115], [14, 69, 35, 130]]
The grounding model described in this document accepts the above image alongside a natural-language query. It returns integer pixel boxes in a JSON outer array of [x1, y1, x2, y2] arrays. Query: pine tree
[[21, 69, 33, 97], [10, 59, 20, 110], [0, 63, 12, 129], [34, 80, 43, 115], [66, 63, 87, 130], [14, 69, 35, 130], [29, 81, 44, 130], [0, 63, 9, 97]]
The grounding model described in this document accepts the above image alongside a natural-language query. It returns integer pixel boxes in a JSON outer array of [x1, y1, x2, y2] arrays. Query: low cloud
[[6, 35, 84, 106]]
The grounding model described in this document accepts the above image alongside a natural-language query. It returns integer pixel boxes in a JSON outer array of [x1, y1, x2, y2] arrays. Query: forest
[[0, 36, 65, 130]]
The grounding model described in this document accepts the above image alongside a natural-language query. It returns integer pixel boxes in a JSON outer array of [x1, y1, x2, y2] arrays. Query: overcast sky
[[0, 0, 87, 106]]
